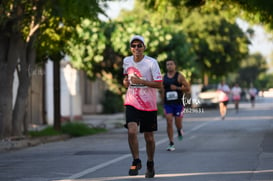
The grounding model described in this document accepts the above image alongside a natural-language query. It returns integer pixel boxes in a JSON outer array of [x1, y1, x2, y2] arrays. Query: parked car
[[198, 84, 219, 107]]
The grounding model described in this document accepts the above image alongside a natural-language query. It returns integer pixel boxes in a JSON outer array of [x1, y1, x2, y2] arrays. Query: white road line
[[64, 120, 213, 180], [67, 154, 131, 179], [62, 169, 273, 181]]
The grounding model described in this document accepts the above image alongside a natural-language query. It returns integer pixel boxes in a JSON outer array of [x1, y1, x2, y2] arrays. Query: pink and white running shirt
[[123, 55, 162, 111]]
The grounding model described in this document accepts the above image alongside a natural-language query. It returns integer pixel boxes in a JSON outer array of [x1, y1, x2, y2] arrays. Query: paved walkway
[[82, 113, 125, 129]]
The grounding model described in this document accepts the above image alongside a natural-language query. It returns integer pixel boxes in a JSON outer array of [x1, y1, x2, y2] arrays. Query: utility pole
[[53, 60, 61, 131]]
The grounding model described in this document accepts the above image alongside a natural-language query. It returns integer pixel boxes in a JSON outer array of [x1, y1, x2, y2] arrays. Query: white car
[[198, 85, 219, 107]]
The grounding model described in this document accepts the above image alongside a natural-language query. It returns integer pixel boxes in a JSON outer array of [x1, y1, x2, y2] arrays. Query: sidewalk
[[82, 112, 125, 129], [0, 113, 126, 152]]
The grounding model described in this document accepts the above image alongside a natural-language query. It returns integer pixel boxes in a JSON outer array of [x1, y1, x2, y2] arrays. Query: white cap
[[130, 35, 145, 46]]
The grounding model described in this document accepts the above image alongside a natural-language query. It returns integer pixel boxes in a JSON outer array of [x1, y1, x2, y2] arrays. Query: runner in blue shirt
[[161, 59, 190, 151]]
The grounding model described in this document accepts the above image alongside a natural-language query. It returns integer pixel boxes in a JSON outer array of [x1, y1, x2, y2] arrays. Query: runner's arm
[[130, 76, 162, 89], [123, 75, 130, 88], [177, 73, 190, 93], [159, 84, 165, 104]]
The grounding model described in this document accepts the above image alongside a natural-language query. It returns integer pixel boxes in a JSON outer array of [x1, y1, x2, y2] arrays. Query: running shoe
[[178, 129, 184, 141], [166, 145, 175, 151], [129, 159, 142, 176], [145, 161, 155, 178]]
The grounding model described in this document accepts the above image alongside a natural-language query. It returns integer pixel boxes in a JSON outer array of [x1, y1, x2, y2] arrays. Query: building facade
[[13, 60, 107, 127]]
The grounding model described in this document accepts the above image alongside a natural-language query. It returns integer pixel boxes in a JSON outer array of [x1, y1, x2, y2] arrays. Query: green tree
[[65, 19, 126, 95], [257, 73, 273, 90], [114, 3, 198, 80], [140, 0, 273, 32], [200, 0, 273, 32], [114, 19, 198, 79], [110, 17, 197, 69], [137, 0, 249, 84], [181, 11, 249, 84], [66, 12, 197, 96], [0, 0, 107, 138], [66, 19, 107, 79], [238, 53, 268, 87]]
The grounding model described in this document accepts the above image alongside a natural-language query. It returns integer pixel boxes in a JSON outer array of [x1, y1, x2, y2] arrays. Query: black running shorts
[[125, 105, 158, 133]]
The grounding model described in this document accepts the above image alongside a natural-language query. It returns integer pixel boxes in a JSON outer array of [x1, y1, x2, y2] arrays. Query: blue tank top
[[163, 72, 182, 104]]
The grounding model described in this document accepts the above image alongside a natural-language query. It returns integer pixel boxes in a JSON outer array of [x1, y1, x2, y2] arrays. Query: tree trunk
[[23, 109, 28, 135], [12, 80, 30, 136], [12, 35, 36, 136], [42, 62, 47, 125], [0, 67, 14, 138], [0, 32, 21, 138], [53, 60, 61, 131]]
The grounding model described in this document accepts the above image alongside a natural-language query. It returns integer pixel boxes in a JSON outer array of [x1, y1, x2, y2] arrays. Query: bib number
[[166, 91, 178, 101]]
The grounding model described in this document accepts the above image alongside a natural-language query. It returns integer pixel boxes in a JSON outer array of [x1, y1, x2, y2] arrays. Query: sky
[[236, 18, 273, 72], [237, 19, 273, 56], [99, 0, 134, 21]]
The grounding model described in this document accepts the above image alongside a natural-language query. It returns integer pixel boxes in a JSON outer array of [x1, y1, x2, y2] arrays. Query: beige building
[[19, 60, 107, 126]]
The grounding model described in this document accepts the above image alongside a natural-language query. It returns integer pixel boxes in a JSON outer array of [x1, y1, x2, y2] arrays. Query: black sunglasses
[[131, 44, 143, 48]]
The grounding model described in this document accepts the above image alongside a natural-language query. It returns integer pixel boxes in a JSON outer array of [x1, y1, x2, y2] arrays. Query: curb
[[0, 119, 124, 152], [0, 134, 71, 152]]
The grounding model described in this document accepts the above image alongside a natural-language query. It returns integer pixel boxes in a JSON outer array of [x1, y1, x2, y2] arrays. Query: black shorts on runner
[[125, 105, 158, 133]]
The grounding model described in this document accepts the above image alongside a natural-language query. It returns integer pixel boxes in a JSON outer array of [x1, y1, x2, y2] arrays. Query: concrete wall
[[45, 60, 54, 125], [46, 60, 83, 125], [79, 71, 107, 114], [60, 62, 82, 121], [12, 59, 107, 126]]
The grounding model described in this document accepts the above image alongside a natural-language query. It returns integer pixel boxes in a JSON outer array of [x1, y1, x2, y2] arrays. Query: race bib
[[166, 91, 178, 101]]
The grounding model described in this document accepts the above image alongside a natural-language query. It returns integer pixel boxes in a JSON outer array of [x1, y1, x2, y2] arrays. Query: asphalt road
[[0, 97, 273, 181]]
